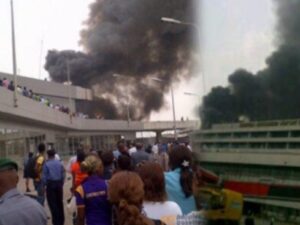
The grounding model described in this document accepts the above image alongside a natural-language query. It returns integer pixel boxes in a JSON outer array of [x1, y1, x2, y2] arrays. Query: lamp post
[[184, 92, 200, 97], [112, 74, 131, 125], [150, 77, 177, 140], [10, 0, 18, 107], [161, 17, 206, 95], [66, 61, 73, 123], [161, 17, 200, 32]]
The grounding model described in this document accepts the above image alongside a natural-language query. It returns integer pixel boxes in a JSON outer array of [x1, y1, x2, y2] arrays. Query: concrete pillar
[[45, 132, 56, 149], [156, 131, 162, 142]]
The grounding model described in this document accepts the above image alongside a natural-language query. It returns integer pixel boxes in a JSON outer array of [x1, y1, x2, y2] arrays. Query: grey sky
[[0, 0, 275, 120]]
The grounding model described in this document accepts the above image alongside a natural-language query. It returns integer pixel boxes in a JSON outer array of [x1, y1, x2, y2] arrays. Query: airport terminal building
[[192, 120, 300, 223]]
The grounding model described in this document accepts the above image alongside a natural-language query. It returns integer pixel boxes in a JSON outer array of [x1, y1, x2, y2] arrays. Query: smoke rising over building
[[201, 0, 300, 128], [45, 0, 196, 119]]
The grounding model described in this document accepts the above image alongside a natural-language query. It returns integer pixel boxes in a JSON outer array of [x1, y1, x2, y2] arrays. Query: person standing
[[131, 143, 150, 168], [136, 162, 182, 222], [0, 158, 47, 225], [34, 143, 46, 205], [113, 141, 128, 160], [108, 171, 165, 225], [100, 150, 115, 180], [75, 155, 111, 225], [42, 149, 65, 225], [23, 151, 34, 192], [164, 146, 196, 214]]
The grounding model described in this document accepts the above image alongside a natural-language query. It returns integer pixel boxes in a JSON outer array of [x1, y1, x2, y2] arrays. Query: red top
[[71, 161, 88, 188]]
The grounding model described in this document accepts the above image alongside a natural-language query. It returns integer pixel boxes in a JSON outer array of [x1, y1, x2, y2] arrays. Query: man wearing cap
[[0, 158, 47, 225]]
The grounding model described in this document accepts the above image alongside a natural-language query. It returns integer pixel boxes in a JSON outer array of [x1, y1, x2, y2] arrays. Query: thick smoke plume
[[45, 0, 196, 119], [201, 0, 300, 128]]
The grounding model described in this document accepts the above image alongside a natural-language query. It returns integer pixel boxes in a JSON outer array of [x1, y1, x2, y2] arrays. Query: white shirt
[[55, 153, 61, 161], [143, 201, 182, 220], [129, 147, 137, 155], [152, 145, 159, 154]]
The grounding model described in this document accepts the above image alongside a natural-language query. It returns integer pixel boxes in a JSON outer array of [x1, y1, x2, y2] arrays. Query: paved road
[[17, 170, 73, 225]]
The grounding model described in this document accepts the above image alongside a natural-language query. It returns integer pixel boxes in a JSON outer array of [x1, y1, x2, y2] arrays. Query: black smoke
[[45, 0, 196, 119], [201, 0, 300, 128]]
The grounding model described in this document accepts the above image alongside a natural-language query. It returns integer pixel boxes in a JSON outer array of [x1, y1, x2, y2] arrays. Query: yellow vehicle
[[195, 187, 243, 225]]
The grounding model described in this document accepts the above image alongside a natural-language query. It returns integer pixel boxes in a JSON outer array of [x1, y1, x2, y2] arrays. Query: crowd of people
[[0, 77, 90, 118], [0, 140, 204, 225]]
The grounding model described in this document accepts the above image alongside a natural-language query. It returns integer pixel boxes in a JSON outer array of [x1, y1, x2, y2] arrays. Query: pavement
[[17, 170, 73, 225]]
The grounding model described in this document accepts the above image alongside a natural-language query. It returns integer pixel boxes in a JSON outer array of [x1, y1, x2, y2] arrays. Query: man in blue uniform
[[0, 158, 47, 225]]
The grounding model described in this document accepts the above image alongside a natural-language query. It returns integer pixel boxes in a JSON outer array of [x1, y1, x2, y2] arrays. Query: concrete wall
[[0, 87, 199, 134], [0, 86, 74, 130], [0, 72, 92, 100]]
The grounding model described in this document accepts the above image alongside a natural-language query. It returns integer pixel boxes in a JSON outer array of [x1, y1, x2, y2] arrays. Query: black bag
[[26, 156, 38, 179]]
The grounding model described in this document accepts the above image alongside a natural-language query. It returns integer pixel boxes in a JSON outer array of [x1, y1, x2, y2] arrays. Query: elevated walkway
[[0, 87, 199, 133]]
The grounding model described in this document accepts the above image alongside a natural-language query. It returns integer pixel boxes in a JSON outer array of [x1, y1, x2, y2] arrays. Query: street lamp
[[150, 77, 177, 140], [184, 92, 200, 97], [161, 16, 206, 95], [66, 61, 73, 123], [161, 17, 182, 24], [112, 74, 131, 124], [10, 0, 18, 107], [161, 17, 200, 32]]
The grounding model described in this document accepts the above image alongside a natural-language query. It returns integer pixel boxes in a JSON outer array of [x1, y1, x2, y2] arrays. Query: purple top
[[75, 175, 111, 225]]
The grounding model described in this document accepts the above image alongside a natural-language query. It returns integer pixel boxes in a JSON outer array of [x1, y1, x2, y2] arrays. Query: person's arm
[[75, 185, 85, 225], [76, 206, 85, 225], [71, 172, 76, 193], [62, 164, 66, 183], [41, 163, 48, 190]]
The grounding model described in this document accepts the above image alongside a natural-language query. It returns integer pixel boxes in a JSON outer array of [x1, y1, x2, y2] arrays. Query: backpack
[[26, 155, 39, 179]]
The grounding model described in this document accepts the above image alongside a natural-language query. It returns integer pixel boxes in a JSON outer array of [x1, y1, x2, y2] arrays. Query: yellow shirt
[[34, 155, 45, 181]]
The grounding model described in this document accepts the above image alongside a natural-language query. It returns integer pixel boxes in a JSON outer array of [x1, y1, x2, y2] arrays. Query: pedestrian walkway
[[17, 166, 73, 225]]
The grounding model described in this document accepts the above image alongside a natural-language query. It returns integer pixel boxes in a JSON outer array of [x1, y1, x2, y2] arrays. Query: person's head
[[76, 149, 86, 163], [28, 151, 34, 158], [136, 162, 166, 202], [169, 145, 194, 198], [117, 154, 132, 171], [38, 143, 46, 154], [108, 171, 152, 225], [145, 145, 152, 154], [0, 158, 19, 197], [117, 141, 127, 154], [81, 155, 103, 176], [136, 143, 143, 151], [100, 151, 114, 167], [47, 149, 56, 159]]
